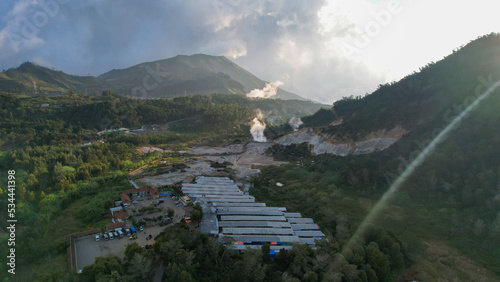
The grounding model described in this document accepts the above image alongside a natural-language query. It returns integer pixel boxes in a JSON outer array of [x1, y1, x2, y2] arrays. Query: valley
[[1, 33, 500, 281]]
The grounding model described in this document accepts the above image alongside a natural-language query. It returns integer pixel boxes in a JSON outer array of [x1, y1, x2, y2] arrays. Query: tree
[[262, 243, 271, 262], [191, 209, 203, 226], [124, 242, 145, 262], [474, 219, 486, 236], [167, 207, 175, 218], [365, 243, 390, 281], [191, 202, 203, 226], [303, 271, 318, 282], [127, 253, 152, 280]]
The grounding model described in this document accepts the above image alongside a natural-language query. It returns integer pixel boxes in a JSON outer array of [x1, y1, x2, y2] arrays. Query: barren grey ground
[[139, 142, 288, 187]]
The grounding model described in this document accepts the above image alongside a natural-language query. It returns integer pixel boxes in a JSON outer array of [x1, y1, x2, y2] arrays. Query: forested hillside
[[0, 54, 306, 100], [263, 33, 500, 279]]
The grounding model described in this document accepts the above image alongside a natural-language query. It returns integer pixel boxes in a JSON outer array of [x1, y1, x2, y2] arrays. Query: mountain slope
[[0, 54, 306, 100], [0, 62, 107, 94], [298, 33, 500, 144], [99, 54, 305, 100], [270, 33, 500, 275]]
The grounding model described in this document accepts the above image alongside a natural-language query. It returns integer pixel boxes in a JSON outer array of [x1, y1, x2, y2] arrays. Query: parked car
[[113, 231, 119, 238], [125, 228, 131, 235], [103, 233, 109, 241], [109, 232, 114, 240], [139, 226, 144, 231], [95, 234, 100, 241], [118, 230, 124, 237]]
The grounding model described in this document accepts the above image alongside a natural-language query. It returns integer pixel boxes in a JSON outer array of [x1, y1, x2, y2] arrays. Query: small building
[[113, 210, 129, 222], [122, 186, 159, 199], [106, 222, 125, 231], [120, 193, 131, 205], [180, 195, 192, 206]]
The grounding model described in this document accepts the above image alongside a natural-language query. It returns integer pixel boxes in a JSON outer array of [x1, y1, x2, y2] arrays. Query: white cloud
[[0, 0, 498, 104]]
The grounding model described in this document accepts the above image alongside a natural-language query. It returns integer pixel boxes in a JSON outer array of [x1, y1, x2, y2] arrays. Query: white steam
[[250, 110, 267, 142], [246, 81, 284, 99], [289, 117, 303, 131]]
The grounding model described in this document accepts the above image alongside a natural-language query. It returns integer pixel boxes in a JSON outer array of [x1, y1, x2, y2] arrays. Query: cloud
[[0, 0, 498, 103]]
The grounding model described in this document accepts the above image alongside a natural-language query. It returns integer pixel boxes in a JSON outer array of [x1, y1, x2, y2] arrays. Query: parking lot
[[74, 194, 193, 271], [75, 224, 169, 271]]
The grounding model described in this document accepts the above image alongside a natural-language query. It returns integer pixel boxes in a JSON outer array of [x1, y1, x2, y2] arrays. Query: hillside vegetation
[[261, 33, 500, 279], [0, 54, 305, 100]]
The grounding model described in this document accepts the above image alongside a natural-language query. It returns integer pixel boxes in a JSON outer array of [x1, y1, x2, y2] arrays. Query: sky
[[0, 0, 499, 104]]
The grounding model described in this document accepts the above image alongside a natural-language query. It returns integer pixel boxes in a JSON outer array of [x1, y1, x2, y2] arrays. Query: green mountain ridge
[[0, 54, 306, 100]]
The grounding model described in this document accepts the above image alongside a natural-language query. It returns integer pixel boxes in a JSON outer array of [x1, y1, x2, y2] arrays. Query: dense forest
[[79, 223, 407, 281], [263, 34, 500, 278], [0, 91, 326, 280]]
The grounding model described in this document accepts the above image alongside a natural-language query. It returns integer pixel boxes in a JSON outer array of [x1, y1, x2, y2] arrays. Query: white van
[[109, 232, 114, 240], [117, 230, 124, 237]]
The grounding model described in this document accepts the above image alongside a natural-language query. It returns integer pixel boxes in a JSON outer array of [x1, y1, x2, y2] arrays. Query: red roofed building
[[120, 192, 131, 204], [147, 186, 159, 197], [113, 210, 129, 222], [122, 186, 159, 198], [106, 222, 125, 231]]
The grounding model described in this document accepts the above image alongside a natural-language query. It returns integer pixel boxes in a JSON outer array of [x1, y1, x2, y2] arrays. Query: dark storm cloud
[[0, 0, 397, 103]]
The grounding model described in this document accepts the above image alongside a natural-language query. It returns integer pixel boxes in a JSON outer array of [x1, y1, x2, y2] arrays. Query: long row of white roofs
[[182, 176, 324, 249]]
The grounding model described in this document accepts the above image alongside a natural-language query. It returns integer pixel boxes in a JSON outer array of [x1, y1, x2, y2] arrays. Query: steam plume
[[250, 109, 267, 142], [289, 117, 303, 131], [246, 81, 284, 98]]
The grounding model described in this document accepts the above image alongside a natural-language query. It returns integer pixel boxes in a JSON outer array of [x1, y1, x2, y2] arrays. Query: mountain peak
[[0, 54, 306, 100]]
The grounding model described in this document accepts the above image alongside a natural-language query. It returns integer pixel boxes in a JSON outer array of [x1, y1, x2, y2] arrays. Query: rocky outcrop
[[274, 126, 407, 156]]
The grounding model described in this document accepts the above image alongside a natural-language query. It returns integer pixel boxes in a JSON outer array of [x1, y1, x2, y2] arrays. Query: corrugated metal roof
[[287, 218, 314, 224], [218, 221, 291, 228], [294, 231, 324, 237], [182, 188, 240, 193], [207, 198, 256, 203], [222, 235, 301, 243], [218, 207, 286, 212], [194, 195, 251, 199], [290, 224, 319, 230], [221, 215, 286, 221], [213, 202, 266, 207], [283, 212, 302, 218], [299, 238, 319, 245], [182, 184, 239, 189], [217, 210, 284, 216], [222, 228, 294, 235], [186, 193, 245, 198]]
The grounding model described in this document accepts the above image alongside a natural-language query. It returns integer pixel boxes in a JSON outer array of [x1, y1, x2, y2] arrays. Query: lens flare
[[340, 81, 500, 255]]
